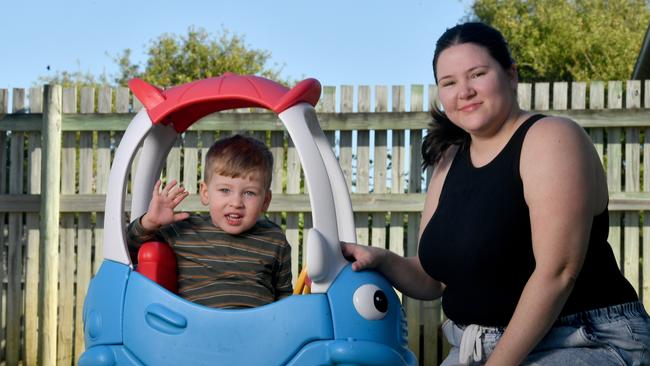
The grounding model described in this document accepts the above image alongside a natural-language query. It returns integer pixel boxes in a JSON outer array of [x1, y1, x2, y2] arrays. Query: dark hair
[[422, 22, 515, 168], [204, 134, 273, 189]]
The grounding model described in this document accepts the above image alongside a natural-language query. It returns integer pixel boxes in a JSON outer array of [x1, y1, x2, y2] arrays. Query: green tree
[[40, 26, 288, 88], [38, 63, 110, 88], [112, 48, 140, 86], [467, 0, 650, 81], [115, 26, 287, 87]]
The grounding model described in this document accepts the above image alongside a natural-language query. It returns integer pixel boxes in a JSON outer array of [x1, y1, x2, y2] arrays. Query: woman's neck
[[468, 107, 529, 167]]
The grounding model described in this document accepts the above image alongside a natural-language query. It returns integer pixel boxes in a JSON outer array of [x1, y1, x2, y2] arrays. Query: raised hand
[[141, 179, 190, 231]]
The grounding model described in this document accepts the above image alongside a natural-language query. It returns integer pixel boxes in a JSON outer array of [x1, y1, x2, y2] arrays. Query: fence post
[[38, 84, 61, 366]]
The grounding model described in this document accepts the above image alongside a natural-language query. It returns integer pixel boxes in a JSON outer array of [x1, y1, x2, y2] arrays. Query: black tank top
[[418, 114, 638, 327]]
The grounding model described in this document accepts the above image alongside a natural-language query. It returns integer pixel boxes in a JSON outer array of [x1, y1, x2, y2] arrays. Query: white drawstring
[[459, 324, 483, 364]]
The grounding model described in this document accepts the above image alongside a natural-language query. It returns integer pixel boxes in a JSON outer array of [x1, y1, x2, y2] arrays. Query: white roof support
[[103, 110, 155, 266], [280, 104, 354, 293], [130, 123, 180, 221]]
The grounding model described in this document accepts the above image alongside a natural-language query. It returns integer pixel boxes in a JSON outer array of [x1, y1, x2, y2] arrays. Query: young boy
[[127, 134, 293, 309]]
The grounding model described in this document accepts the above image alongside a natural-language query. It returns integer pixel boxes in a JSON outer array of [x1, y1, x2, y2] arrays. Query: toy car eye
[[353, 284, 388, 320]]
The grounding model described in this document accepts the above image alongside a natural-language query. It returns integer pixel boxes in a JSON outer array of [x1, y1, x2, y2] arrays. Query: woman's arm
[[486, 117, 605, 365], [341, 245, 443, 300], [342, 145, 458, 300]]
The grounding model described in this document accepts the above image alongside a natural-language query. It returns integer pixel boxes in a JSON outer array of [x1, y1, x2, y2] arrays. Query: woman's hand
[[141, 179, 190, 231], [342, 242, 444, 300], [341, 242, 387, 271]]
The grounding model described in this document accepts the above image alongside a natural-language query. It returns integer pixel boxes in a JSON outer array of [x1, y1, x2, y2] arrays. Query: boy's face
[[199, 172, 271, 235]]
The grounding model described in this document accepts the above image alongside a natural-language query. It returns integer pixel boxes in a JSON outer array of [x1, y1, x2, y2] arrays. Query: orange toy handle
[[293, 267, 312, 295]]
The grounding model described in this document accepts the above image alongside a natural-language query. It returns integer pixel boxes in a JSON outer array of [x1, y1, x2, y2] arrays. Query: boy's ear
[[199, 182, 209, 206], [262, 189, 272, 212]]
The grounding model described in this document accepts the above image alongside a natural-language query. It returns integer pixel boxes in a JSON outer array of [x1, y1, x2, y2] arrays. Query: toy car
[[79, 74, 418, 366]]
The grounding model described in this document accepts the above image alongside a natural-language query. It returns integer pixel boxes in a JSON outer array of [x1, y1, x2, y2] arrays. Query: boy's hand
[[141, 179, 190, 231]]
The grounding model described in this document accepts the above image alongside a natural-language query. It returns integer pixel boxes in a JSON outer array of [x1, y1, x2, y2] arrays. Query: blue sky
[[1, 0, 470, 90]]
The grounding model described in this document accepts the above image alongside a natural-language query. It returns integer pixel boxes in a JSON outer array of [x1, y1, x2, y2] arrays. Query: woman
[[342, 22, 650, 365]]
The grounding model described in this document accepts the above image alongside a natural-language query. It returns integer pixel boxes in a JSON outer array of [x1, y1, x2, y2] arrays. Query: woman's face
[[435, 43, 518, 137]]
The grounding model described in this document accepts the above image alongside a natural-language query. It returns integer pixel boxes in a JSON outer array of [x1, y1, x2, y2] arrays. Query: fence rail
[[1, 80, 649, 366]]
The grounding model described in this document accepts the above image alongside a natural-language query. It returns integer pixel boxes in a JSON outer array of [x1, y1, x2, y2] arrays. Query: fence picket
[[57, 130, 76, 366], [75, 130, 93, 365], [183, 131, 199, 194], [589, 82, 606, 164], [25, 131, 41, 366], [269, 131, 284, 226], [98, 86, 111, 114], [355, 86, 371, 245], [534, 82, 550, 111], [166, 137, 182, 183], [405, 85, 424, 360], [0, 88, 7, 364], [627, 80, 642, 109], [39, 85, 62, 366], [624, 81, 642, 295], [372, 86, 388, 248], [518, 83, 532, 110], [7, 89, 25, 366], [608, 136, 623, 267], [390, 85, 405, 260], [200, 132, 215, 184], [116, 87, 130, 113], [552, 82, 568, 110], [608, 82, 623, 268], [97, 86, 114, 277], [57, 88, 77, 365], [571, 82, 587, 110], [23, 88, 42, 366], [608, 81, 623, 109], [29, 87, 42, 113], [624, 125, 640, 294], [340, 86, 353, 188], [644, 125, 650, 308]]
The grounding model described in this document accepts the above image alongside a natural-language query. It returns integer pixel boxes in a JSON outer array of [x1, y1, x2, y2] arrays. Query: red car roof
[[129, 73, 321, 133]]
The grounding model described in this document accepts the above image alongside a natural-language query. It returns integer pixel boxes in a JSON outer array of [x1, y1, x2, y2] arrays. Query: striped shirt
[[127, 214, 293, 309]]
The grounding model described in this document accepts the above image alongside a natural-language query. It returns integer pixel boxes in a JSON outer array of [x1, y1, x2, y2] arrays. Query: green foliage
[[38, 64, 110, 88], [112, 48, 140, 86], [467, 0, 650, 82], [115, 26, 288, 87], [39, 26, 289, 88]]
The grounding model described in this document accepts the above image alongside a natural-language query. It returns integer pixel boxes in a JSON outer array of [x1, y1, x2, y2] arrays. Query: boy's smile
[[200, 172, 271, 235]]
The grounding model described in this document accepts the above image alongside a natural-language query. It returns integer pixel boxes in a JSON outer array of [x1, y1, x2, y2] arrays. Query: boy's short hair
[[204, 134, 273, 189]]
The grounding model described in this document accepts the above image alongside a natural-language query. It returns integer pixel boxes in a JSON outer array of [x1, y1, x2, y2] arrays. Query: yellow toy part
[[293, 267, 311, 295]]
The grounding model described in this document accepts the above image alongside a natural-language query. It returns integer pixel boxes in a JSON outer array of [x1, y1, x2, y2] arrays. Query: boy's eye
[[244, 191, 257, 197], [218, 188, 230, 194]]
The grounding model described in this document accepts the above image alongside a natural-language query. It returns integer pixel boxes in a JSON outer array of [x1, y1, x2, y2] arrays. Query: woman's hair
[[422, 22, 515, 168], [204, 134, 273, 190]]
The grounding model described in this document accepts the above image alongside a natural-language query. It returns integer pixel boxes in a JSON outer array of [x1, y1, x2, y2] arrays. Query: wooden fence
[[0, 80, 649, 366]]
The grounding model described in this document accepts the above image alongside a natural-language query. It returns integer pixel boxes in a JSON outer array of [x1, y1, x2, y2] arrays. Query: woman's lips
[[459, 102, 481, 112]]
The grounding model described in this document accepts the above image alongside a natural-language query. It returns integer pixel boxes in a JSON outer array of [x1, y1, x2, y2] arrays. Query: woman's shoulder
[[525, 115, 588, 144], [520, 114, 599, 181]]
